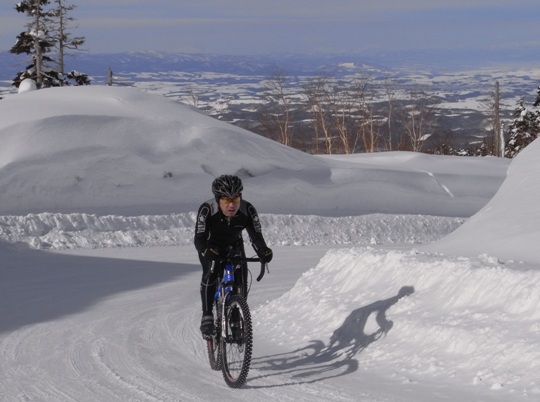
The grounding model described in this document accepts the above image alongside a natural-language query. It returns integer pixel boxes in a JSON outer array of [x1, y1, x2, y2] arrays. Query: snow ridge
[[256, 247, 540, 396], [0, 212, 464, 250]]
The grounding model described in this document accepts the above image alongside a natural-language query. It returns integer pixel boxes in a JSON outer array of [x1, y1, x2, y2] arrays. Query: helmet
[[211, 175, 243, 198]]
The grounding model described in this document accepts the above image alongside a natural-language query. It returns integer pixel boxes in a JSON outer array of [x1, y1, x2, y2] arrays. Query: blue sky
[[1, 0, 539, 56]]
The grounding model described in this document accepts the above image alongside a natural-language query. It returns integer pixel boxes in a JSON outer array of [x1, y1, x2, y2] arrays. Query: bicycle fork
[[215, 264, 235, 340]]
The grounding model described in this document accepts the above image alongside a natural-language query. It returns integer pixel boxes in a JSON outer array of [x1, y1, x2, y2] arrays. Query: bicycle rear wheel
[[220, 294, 253, 388]]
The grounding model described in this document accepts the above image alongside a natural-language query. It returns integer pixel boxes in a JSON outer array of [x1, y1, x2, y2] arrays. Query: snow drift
[[0, 86, 507, 217], [423, 138, 540, 265]]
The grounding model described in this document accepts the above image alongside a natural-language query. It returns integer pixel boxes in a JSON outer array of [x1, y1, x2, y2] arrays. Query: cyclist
[[194, 174, 273, 336]]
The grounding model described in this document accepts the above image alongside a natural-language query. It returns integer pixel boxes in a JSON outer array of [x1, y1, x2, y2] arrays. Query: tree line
[[256, 71, 539, 158], [9, 0, 89, 88]]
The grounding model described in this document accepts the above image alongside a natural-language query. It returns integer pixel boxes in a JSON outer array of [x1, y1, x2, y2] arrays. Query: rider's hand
[[203, 248, 221, 262], [258, 247, 273, 263]]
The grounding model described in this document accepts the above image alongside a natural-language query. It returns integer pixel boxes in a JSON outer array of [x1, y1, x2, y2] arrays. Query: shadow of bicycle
[[248, 286, 415, 388]]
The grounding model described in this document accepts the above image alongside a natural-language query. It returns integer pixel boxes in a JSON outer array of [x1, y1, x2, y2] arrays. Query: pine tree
[[11, 0, 55, 88], [505, 97, 540, 158], [533, 85, 540, 108], [10, 0, 89, 88]]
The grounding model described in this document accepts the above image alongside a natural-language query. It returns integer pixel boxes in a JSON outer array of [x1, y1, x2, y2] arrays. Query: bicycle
[[204, 252, 269, 388]]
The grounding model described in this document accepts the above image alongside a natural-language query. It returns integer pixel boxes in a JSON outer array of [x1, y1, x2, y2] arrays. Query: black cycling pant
[[199, 244, 248, 316]]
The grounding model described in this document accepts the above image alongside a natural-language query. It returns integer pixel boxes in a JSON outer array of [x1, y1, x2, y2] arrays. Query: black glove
[[203, 248, 221, 262], [258, 247, 273, 263]]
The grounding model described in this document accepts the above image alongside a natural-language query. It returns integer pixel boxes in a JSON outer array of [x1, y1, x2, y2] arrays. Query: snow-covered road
[[1, 245, 369, 401], [2, 243, 537, 401]]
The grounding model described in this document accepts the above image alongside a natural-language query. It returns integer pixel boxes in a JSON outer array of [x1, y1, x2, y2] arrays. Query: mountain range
[[1, 46, 539, 81]]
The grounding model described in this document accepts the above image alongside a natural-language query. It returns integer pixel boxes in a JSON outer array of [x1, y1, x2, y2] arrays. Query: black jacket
[[194, 198, 268, 255]]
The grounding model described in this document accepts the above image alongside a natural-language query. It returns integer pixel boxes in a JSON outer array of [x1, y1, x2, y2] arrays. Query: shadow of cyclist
[[249, 286, 415, 388]]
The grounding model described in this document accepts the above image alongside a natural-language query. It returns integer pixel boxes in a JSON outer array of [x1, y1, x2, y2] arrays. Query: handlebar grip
[[256, 262, 269, 282]]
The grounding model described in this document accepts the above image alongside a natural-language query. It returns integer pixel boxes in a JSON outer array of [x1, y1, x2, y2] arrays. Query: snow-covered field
[[1, 86, 539, 401]]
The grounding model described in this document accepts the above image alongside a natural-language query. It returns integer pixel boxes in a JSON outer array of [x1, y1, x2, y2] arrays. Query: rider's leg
[[199, 254, 217, 314], [199, 255, 217, 334]]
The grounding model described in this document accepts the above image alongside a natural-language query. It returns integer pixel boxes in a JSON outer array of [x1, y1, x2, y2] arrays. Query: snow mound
[[18, 79, 37, 93], [256, 247, 540, 395], [0, 86, 326, 216], [0, 86, 507, 217], [423, 138, 540, 265]]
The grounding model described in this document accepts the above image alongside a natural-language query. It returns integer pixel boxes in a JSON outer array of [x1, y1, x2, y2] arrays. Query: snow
[[17, 78, 37, 93], [0, 86, 539, 401]]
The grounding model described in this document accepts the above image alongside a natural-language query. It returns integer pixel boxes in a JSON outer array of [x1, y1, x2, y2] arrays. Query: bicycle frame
[[211, 256, 268, 299], [215, 261, 236, 340], [205, 255, 269, 387], [213, 257, 267, 338]]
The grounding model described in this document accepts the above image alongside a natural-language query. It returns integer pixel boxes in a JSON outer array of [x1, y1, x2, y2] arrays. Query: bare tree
[[493, 81, 503, 156], [402, 88, 437, 152], [302, 74, 382, 154], [46, 0, 86, 81], [352, 77, 381, 153], [383, 78, 399, 151], [327, 79, 353, 153], [262, 70, 294, 146], [481, 81, 504, 156], [181, 85, 203, 107], [303, 75, 334, 153]]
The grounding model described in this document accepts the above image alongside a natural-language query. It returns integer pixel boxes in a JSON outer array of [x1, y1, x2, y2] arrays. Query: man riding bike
[[194, 175, 273, 336]]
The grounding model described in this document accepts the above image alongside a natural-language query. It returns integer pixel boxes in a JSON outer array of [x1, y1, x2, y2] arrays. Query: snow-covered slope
[[423, 138, 540, 265], [0, 86, 507, 217], [1, 86, 540, 401]]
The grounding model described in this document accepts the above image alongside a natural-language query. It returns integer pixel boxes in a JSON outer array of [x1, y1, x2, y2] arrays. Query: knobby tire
[[220, 294, 253, 388]]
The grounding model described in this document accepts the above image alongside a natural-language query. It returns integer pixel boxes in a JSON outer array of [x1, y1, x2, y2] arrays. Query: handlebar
[[228, 257, 269, 282], [205, 256, 269, 282]]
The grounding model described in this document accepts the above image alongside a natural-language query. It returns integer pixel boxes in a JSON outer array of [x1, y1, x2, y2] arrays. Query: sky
[[0, 85, 539, 400], [1, 0, 540, 55]]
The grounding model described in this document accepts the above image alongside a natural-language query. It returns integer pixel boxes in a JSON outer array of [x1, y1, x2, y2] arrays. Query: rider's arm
[[244, 201, 269, 253], [194, 202, 211, 254]]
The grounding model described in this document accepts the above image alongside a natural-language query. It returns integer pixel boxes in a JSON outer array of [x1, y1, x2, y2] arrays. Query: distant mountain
[[0, 51, 392, 82], [2, 46, 538, 84]]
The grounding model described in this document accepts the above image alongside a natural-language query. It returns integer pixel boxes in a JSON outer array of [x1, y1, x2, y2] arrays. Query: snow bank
[[256, 247, 540, 396], [0, 212, 463, 250], [424, 138, 540, 265]]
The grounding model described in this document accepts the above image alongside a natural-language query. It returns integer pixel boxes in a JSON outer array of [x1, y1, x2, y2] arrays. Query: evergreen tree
[[10, 0, 89, 88], [505, 97, 540, 158], [534, 85, 540, 108], [10, 0, 55, 88]]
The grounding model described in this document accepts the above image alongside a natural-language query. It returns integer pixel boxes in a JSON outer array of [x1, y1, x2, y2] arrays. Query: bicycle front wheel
[[220, 294, 253, 388]]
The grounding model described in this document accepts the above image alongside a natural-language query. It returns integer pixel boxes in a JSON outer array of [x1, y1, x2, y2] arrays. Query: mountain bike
[[204, 253, 268, 388]]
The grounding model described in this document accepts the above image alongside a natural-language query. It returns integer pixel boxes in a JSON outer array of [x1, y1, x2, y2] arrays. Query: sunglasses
[[220, 195, 241, 204]]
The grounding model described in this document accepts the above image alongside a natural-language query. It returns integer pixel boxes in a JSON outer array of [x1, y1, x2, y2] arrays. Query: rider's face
[[219, 195, 241, 217]]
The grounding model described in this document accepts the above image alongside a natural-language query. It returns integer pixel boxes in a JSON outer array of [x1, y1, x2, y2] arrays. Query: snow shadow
[[250, 286, 415, 388], [0, 247, 198, 334]]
